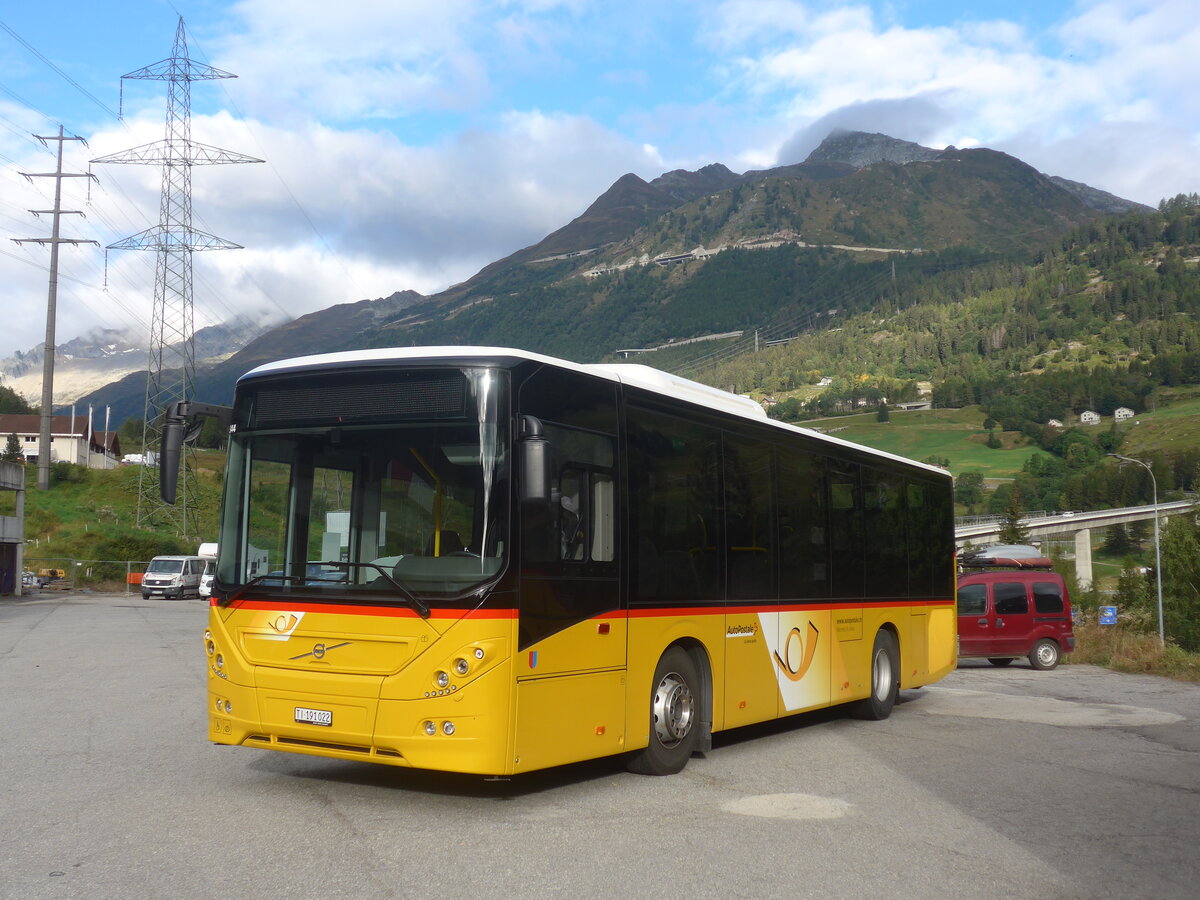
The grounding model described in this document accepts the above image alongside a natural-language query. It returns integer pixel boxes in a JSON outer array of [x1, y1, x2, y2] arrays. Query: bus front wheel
[[627, 646, 701, 776], [851, 629, 899, 721]]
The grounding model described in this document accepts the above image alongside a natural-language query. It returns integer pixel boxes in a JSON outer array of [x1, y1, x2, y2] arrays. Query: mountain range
[[14, 130, 1154, 428]]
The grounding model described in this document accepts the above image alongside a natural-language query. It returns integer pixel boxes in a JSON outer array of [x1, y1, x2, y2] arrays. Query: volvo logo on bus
[[290, 641, 351, 661]]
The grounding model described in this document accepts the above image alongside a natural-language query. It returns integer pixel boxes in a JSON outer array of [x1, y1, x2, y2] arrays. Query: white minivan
[[142, 555, 206, 600], [197, 542, 218, 599]]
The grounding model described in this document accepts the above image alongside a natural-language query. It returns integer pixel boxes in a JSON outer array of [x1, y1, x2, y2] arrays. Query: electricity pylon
[[13, 126, 98, 491], [93, 16, 262, 537]]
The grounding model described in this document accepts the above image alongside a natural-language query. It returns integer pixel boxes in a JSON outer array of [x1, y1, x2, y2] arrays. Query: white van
[[142, 555, 206, 600], [197, 542, 218, 599]]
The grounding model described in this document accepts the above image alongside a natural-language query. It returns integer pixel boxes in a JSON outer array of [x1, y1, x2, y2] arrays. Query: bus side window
[[828, 461, 864, 599], [778, 446, 828, 600], [526, 425, 615, 567], [724, 435, 775, 601], [628, 407, 721, 603], [863, 466, 907, 598]]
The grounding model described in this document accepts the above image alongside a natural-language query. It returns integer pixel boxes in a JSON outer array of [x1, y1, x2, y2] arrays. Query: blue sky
[[1, 0, 1198, 369]]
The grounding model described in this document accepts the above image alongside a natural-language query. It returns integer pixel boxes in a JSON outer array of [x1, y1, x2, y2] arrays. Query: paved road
[[2, 592, 1198, 899]]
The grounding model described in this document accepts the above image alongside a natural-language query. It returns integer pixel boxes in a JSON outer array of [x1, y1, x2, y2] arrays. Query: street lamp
[[1108, 453, 1164, 645]]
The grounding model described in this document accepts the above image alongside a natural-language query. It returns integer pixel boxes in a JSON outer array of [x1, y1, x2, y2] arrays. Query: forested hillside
[[695, 195, 1200, 526], [713, 195, 1200, 411]]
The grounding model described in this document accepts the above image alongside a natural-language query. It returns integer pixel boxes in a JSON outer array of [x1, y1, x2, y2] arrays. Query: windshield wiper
[[216, 572, 302, 608], [217, 565, 430, 618], [320, 561, 432, 618]]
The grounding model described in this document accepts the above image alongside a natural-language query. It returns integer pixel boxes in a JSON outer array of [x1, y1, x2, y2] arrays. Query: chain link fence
[[18, 557, 153, 594]]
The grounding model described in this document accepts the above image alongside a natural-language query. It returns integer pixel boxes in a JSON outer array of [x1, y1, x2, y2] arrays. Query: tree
[[1115, 557, 1150, 613], [1102, 524, 1133, 556], [998, 486, 1028, 544], [2, 432, 23, 463], [1160, 515, 1200, 652], [0, 384, 34, 415], [955, 471, 985, 509], [197, 415, 228, 450], [876, 402, 890, 423]]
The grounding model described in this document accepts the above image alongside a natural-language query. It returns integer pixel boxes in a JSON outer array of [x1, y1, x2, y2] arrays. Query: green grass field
[[805, 405, 1051, 480], [1121, 396, 1200, 456]]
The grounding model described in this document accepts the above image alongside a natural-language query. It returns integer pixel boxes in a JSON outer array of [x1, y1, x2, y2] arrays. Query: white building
[[1080, 410, 1101, 426], [1114, 407, 1135, 421], [1047, 418, 1064, 428], [0, 414, 121, 469]]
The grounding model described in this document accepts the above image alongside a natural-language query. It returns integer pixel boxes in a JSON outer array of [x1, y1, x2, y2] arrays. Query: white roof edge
[[241, 346, 948, 479], [584, 362, 768, 421]]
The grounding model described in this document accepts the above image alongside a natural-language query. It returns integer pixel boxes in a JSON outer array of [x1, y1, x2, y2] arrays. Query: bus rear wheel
[[627, 646, 701, 776], [851, 629, 899, 720]]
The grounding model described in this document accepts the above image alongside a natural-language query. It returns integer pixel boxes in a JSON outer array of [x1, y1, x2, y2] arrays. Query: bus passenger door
[[513, 379, 625, 769]]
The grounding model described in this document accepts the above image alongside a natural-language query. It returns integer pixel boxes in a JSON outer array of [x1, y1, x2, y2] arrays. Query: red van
[[957, 566, 1075, 670]]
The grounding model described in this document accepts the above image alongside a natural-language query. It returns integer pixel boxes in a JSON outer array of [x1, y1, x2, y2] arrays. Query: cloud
[[3, 102, 663, 366], [776, 95, 955, 165], [213, 0, 491, 124], [717, 0, 1200, 204]]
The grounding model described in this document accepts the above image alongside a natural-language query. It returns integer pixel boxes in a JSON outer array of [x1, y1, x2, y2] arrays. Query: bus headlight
[[423, 721, 437, 736], [215, 654, 224, 670], [473, 647, 485, 660], [442, 721, 455, 736], [435, 671, 449, 689], [453, 658, 469, 676]]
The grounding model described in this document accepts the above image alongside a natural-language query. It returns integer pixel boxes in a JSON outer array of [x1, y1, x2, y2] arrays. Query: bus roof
[[242, 346, 950, 479]]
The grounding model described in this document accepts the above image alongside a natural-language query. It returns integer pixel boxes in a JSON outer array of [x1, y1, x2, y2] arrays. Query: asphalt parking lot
[[2, 591, 1198, 899]]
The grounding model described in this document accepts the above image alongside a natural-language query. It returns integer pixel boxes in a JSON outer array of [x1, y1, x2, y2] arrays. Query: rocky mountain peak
[[804, 129, 942, 169]]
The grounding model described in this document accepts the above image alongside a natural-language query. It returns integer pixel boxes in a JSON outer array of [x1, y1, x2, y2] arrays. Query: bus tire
[[626, 646, 701, 776], [1028, 639, 1060, 671], [851, 629, 899, 721]]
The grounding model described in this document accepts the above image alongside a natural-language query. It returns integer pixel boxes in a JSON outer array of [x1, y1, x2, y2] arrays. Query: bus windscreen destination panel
[[251, 373, 467, 426]]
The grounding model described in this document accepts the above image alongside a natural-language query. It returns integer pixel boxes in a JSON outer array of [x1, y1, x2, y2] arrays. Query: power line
[[0, 19, 122, 122]]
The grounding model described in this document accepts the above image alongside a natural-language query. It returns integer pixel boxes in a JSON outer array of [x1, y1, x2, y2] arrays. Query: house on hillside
[[1047, 418, 1064, 428], [1080, 410, 1101, 426], [0, 414, 120, 469], [1114, 407, 1135, 422]]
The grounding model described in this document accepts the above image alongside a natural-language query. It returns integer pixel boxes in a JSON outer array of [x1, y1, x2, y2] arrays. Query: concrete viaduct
[[954, 500, 1195, 587]]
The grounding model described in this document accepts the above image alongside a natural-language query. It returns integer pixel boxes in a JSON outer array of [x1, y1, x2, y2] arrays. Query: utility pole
[[12, 126, 98, 491], [93, 17, 261, 537]]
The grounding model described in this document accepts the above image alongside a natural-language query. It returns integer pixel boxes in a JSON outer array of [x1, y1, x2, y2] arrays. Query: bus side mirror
[[159, 401, 234, 504], [518, 415, 551, 504], [160, 403, 187, 504]]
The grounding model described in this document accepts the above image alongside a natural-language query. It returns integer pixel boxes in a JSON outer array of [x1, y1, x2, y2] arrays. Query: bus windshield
[[215, 366, 508, 602]]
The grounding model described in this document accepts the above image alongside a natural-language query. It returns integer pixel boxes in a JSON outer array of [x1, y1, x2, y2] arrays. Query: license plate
[[294, 707, 332, 726]]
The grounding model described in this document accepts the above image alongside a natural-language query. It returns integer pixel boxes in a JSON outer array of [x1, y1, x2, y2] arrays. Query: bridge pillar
[[1074, 528, 1093, 589]]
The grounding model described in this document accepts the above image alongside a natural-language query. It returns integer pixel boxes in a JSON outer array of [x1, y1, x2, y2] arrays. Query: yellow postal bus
[[162, 347, 957, 776]]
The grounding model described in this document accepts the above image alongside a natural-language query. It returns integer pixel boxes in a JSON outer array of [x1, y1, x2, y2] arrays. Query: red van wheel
[[1029, 639, 1060, 671]]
